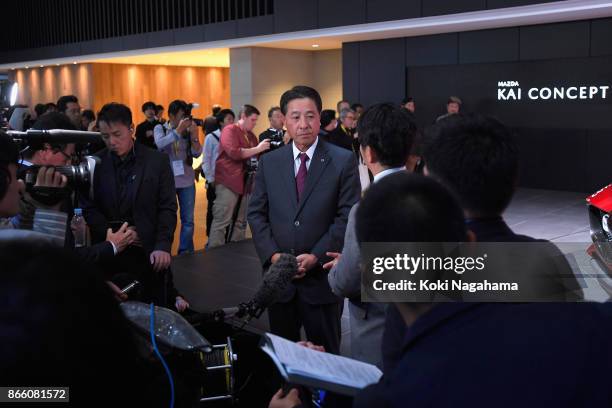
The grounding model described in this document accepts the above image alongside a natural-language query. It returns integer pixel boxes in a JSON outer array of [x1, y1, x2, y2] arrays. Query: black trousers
[[268, 294, 343, 355], [205, 182, 216, 237]]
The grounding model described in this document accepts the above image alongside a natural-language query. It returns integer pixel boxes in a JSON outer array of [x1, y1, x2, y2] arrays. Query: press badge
[[172, 160, 185, 176]]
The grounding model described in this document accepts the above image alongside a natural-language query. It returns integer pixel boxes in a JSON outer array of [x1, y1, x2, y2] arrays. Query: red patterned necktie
[[296, 153, 309, 201]]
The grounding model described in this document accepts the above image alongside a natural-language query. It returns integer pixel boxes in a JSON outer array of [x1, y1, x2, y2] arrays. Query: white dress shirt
[[373, 166, 406, 184], [292, 137, 319, 176]]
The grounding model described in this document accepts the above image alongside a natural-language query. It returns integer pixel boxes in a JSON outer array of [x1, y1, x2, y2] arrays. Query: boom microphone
[[7, 129, 103, 145]]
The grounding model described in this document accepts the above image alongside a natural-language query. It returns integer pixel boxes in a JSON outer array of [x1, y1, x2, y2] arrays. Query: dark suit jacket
[[326, 125, 355, 152], [356, 302, 612, 408], [80, 145, 177, 255], [382, 216, 583, 376], [247, 139, 361, 304]]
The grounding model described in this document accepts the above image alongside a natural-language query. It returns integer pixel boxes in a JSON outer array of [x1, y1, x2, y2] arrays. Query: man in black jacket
[[326, 108, 357, 154], [134, 101, 160, 149], [80, 103, 181, 307], [380, 113, 583, 376]]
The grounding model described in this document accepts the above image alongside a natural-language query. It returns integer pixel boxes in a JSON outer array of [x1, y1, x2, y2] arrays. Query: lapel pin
[[321, 158, 325, 162]]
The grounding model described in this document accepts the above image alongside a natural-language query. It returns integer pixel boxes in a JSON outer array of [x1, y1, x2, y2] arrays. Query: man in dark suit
[[351, 174, 612, 408], [248, 86, 361, 354], [326, 107, 357, 153], [134, 101, 160, 149], [14, 112, 134, 269], [381, 114, 583, 376], [80, 103, 183, 308]]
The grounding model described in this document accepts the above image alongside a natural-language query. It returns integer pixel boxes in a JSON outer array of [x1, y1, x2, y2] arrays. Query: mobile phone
[[121, 280, 140, 294]]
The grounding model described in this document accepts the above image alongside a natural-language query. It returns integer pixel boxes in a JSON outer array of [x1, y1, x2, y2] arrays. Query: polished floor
[[173, 184, 594, 255], [504, 188, 591, 243]]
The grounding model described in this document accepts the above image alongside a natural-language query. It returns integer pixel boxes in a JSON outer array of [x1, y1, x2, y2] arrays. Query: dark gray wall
[[1, 0, 556, 64], [342, 18, 612, 193]]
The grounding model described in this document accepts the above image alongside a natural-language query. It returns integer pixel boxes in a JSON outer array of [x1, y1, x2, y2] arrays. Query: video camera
[[184, 102, 204, 127], [7, 129, 102, 200], [268, 129, 285, 151]]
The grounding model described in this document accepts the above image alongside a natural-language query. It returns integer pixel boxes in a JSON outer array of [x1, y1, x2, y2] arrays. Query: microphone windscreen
[[253, 253, 298, 308]]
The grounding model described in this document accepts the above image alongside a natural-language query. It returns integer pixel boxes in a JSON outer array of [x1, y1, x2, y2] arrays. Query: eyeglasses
[[55, 149, 78, 164]]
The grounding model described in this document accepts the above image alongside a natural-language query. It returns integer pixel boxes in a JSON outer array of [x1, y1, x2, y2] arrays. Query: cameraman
[[14, 113, 135, 269], [13, 112, 76, 231], [1, 130, 69, 243], [258, 106, 288, 153], [202, 108, 235, 238], [208, 104, 269, 248], [154, 99, 202, 254], [0, 131, 26, 223]]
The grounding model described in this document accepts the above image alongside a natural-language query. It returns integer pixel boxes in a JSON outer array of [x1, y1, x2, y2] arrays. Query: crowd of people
[[1, 85, 611, 407]]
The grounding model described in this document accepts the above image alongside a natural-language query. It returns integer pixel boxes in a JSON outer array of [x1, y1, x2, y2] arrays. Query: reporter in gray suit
[[325, 103, 417, 367], [248, 86, 360, 354]]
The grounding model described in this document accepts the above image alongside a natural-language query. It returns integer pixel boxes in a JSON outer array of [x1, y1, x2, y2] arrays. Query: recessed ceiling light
[[312, 44, 320, 48], [73, 61, 77, 65], [56, 63, 60, 66], [10, 68, 15, 70], [40, 65, 44, 68], [25, 66, 29, 69]]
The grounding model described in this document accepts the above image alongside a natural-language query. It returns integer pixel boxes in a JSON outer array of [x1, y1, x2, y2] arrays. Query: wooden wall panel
[[13, 64, 94, 112], [11, 63, 230, 125], [91, 63, 230, 125]]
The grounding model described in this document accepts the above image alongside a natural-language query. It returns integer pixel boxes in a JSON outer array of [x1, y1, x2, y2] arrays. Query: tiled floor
[[504, 188, 591, 243]]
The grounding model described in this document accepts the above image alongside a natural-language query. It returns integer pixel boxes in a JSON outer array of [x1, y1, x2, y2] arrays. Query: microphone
[[7, 129, 103, 145], [249, 253, 298, 315], [232, 253, 298, 322], [187, 254, 298, 326]]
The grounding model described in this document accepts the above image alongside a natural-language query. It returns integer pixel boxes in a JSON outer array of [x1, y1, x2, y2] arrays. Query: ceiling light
[[25, 66, 29, 69], [10, 83, 19, 106], [40, 65, 44, 68], [311, 44, 320, 48], [73, 61, 77, 65]]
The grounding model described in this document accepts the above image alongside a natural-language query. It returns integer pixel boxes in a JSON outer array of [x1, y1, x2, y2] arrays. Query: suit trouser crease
[[268, 295, 342, 355]]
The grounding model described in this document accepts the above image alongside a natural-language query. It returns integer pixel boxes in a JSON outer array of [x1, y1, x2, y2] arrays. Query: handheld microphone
[[248, 253, 298, 316], [231, 253, 298, 323], [188, 254, 298, 326]]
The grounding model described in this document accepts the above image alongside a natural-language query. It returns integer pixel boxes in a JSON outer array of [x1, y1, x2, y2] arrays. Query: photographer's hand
[[35, 166, 68, 189], [106, 281, 128, 302], [190, 124, 201, 147], [176, 118, 192, 135], [106, 222, 135, 254], [32, 166, 68, 210], [258, 139, 271, 153]]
